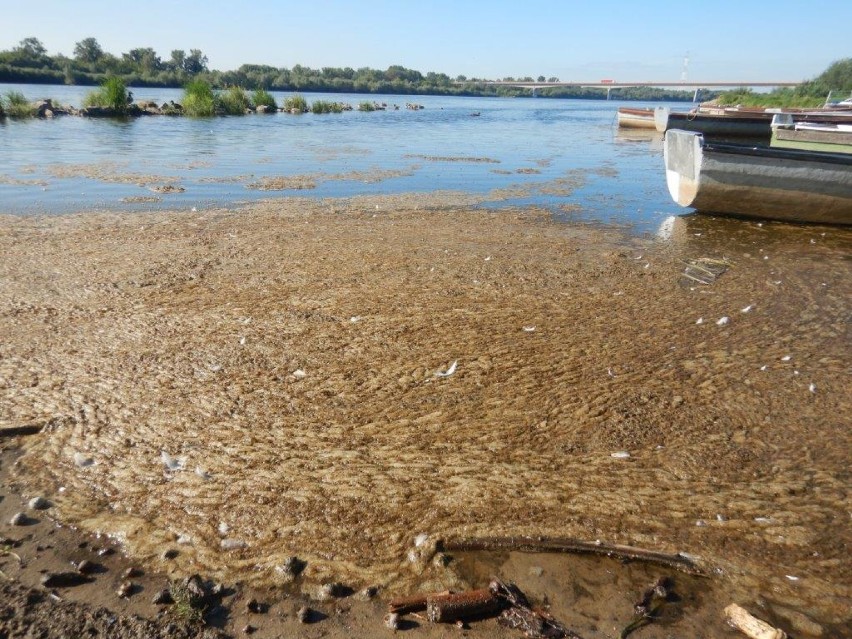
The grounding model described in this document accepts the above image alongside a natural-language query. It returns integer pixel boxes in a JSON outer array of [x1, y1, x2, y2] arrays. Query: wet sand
[[0, 195, 849, 637]]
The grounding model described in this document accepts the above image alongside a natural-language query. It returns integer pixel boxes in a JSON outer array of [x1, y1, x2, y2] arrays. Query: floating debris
[[611, 451, 631, 459], [717, 317, 730, 326], [161, 451, 184, 471], [292, 369, 307, 380], [680, 257, 730, 286], [741, 305, 754, 313], [781, 355, 792, 362], [73, 452, 94, 467], [725, 603, 787, 639], [436, 360, 458, 378], [195, 466, 211, 480], [522, 326, 536, 332], [809, 383, 816, 393]]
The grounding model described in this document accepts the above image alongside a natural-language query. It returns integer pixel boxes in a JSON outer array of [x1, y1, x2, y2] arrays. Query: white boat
[[663, 129, 852, 225]]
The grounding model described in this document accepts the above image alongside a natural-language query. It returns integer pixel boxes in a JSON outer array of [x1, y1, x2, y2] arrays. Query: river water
[[1, 83, 679, 232]]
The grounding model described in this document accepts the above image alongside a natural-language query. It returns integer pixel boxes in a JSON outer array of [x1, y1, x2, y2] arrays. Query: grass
[[168, 580, 204, 624], [252, 88, 277, 111], [83, 77, 131, 114], [4, 91, 36, 118], [182, 79, 216, 117], [311, 100, 345, 114], [283, 93, 308, 113], [715, 88, 828, 109], [358, 100, 377, 112], [217, 86, 250, 115]]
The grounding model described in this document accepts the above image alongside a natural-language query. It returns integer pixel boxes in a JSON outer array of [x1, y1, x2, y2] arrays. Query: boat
[[617, 107, 656, 129], [655, 107, 773, 137], [663, 129, 852, 225], [770, 114, 852, 153], [655, 107, 852, 139]]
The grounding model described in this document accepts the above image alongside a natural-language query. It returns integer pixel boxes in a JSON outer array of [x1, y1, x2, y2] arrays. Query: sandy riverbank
[[1, 195, 849, 637]]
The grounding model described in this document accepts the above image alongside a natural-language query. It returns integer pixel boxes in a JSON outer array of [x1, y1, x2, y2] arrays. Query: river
[[1, 83, 679, 232]]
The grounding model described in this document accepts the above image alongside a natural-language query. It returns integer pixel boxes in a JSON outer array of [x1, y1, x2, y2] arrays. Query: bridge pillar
[[693, 87, 701, 103], [606, 87, 612, 100]]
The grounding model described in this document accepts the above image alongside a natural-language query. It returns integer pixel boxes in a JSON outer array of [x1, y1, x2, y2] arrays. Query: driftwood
[[619, 577, 674, 639], [443, 536, 707, 576], [388, 579, 582, 638], [493, 580, 583, 639], [0, 425, 43, 438], [426, 588, 501, 623], [725, 604, 787, 639], [388, 592, 431, 615]]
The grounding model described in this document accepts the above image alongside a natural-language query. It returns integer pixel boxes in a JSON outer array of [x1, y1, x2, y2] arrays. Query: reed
[[283, 93, 308, 113], [358, 100, 377, 112], [182, 79, 216, 117], [311, 99, 345, 114], [4, 91, 36, 118], [217, 86, 250, 115], [252, 88, 277, 111], [82, 77, 131, 114]]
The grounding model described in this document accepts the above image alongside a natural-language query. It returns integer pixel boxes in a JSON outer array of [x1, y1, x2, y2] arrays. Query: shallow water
[[1, 83, 678, 232], [1, 200, 849, 637]]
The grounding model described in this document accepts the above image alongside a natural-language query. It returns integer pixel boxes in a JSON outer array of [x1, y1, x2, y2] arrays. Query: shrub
[[283, 93, 308, 113], [217, 86, 250, 115], [358, 100, 376, 112], [252, 88, 277, 111], [182, 79, 216, 117], [83, 76, 131, 114], [311, 100, 344, 114], [4, 91, 36, 118]]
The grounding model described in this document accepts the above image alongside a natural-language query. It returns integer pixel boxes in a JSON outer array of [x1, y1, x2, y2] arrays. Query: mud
[[0, 196, 850, 637]]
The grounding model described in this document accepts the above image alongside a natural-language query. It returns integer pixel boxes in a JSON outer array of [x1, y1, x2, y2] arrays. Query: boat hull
[[771, 126, 852, 153], [617, 107, 656, 129], [655, 108, 770, 137], [664, 129, 852, 225]]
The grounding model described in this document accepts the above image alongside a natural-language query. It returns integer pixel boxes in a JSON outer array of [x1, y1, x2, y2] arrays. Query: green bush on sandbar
[[4, 91, 36, 118], [217, 86, 250, 115], [283, 94, 308, 113], [182, 79, 216, 117], [252, 89, 277, 111], [83, 76, 131, 113], [358, 101, 376, 112]]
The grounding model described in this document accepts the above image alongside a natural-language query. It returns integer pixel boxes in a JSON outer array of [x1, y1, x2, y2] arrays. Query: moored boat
[[617, 107, 656, 129], [655, 107, 772, 137], [770, 114, 852, 153], [663, 129, 852, 225]]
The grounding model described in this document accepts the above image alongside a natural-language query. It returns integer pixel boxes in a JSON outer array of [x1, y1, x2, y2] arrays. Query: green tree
[[15, 37, 47, 58], [184, 49, 208, 75], [73, 37, 104, 64]]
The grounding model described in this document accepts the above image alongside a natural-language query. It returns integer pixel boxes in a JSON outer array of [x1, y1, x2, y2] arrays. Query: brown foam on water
[[1, 199, 849, 630]]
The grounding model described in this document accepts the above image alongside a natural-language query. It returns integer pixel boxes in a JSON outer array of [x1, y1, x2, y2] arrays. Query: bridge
[[461, 80, 801, 101]]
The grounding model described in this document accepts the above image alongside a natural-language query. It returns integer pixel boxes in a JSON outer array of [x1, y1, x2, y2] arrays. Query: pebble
[[316, 582, 346, 601], [242, 625, 256, 635], [611, 451, 631, 459], [9, 512, 28, 526], [384, 612, 399, 630], [162, 549, 179, 560], [73, 452, 94, 467], [28, 496, 50, 510], [220, 538, 247, 550], [246, 598, 267, 614], [116, 580, 134, 598], [358, 585, 379, 600], [297, 605, 311, 624], [123, 566, 143, 579], [41, 571, 92, 588], [152, 588, 173, 605], [75, 559, 96, 575]]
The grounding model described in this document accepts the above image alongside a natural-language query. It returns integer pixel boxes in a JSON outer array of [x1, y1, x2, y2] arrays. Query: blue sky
[[1, 0, 849, 82]]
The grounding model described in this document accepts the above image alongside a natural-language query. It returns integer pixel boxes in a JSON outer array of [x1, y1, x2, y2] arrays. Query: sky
[[1, 0, 849, 83]]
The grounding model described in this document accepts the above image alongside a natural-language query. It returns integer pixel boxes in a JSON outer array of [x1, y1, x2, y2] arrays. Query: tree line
[[1, 36, 699, 101]]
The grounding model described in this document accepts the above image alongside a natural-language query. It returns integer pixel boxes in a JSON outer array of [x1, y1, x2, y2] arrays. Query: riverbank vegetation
[[0, 36, 698, 101], [716, 58, 852, 108], [82, 77, 131, 114]]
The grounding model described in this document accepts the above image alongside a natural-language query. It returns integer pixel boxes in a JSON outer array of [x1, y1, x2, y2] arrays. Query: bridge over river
[[462, 80, 801, 101]]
